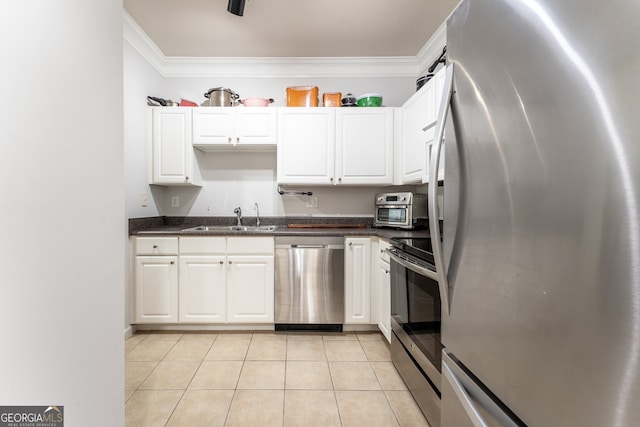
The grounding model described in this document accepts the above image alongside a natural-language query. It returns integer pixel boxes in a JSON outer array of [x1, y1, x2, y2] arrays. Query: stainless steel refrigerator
[[428, 0, 640, 425]]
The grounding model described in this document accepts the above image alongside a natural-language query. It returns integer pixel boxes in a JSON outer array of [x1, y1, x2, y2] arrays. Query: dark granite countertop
[[129, 216, 430, 240]]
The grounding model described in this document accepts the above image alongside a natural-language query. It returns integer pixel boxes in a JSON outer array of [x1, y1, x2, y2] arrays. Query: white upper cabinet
[[335, 109, 394, 185], [277, 107, 394, 185], [192, 107, 277, 151], [399, 66, 448, 185], [277, 108, 335, 185], [400, 82, 435, 184], [150, 107, 196, 185], [423, 67, 447, 183]]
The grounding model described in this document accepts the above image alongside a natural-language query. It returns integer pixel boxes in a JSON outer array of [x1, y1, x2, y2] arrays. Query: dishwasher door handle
[[292, 244, 326, 248]]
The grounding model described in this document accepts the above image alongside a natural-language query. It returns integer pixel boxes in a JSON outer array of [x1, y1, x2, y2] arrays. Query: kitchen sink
[[182, 225, 278, 232]]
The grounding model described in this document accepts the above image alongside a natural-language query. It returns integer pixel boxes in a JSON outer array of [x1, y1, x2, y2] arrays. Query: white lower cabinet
[[227, 255, 274, 323], [375, 239, 392, 342], [344, 237, 372, 324], [134, 237, 179, 323], [133, 236, 274, 324], [179, 255, 226, 323]]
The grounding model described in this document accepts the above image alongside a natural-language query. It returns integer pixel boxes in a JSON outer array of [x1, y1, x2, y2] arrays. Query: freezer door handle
[[442, 358, 489, 427], [442, 351, 522, 427], [429, 63, 454, 314]]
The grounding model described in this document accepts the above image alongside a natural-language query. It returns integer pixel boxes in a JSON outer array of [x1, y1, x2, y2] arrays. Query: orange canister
[[322, 92, 342, 107], [286, 86, 319, 107]]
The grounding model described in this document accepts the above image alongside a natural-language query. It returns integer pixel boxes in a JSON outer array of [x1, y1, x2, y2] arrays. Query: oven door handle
[[428, 63, 454, 314], [386, 249, 439, 282]]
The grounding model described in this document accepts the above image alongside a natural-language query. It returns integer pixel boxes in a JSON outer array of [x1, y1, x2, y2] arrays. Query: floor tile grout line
[[162, 336, 216, 427], [125, 331, 416, 426]]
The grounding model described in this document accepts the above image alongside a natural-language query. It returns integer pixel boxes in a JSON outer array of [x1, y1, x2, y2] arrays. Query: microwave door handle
[[429, 63, 454, 314]]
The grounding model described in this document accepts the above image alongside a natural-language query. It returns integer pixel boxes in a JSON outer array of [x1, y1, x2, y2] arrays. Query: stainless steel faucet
[[233, 207, 242, 226], [255, 202, 260, 228]]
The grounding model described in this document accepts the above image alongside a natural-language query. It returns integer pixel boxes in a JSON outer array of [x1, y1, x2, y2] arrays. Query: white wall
[[124, 42, 164, 219], [0, 2, 124, 426]]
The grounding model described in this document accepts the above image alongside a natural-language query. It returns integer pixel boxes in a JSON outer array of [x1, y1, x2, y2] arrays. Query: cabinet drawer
[[135, 237, 179, 255], [227, 237, 274, 254], [180, 237, 226, 254]]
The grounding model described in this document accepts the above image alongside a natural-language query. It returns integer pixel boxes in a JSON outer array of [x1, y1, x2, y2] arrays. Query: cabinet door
[[152, 108, 193, 184], [336, 109, 394, 185], [192, 108, 235, 145], [236, 108, 277, 145], [344, 237, 372, 324], [179, 255, 227, 323], [135, 256, 178, 323], [376, 258, 391, 342], [423, 67, 448, 183], [277, 108, 335, 184], [401, 83, 435, 184], [227, 255, 274, 323]]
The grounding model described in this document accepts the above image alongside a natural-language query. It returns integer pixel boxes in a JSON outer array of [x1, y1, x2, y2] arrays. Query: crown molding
[[123, 10, 432, 79], [416, 21, 447, 77]]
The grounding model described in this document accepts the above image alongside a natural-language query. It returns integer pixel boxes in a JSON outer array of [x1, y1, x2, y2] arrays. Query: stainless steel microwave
[[374, 192, 427, 229]]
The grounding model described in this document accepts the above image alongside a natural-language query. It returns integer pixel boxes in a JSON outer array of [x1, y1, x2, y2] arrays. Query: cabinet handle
[[170, 261, 175, 265], [338, 177, 342, 183], [385, 270, 390, 274], [330, 177, 334, 182], [236, 137, 240, 144], [228, 136, 232, 143], [348, 242, 353, 246], [185, 176, 189, 182], [219, 260, 224, 264], [228, 260, 233, 264], [153, 245, 158, 249]]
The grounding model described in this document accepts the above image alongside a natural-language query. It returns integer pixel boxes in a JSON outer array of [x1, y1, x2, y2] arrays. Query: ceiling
[[123, 0, 460, 58]]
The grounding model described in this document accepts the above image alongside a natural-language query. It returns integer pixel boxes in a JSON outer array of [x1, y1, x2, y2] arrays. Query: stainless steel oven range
[[387, 237, 442, 427]]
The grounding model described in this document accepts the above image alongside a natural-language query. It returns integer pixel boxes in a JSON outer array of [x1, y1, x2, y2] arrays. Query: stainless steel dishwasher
[[275, 236, 344, 332]]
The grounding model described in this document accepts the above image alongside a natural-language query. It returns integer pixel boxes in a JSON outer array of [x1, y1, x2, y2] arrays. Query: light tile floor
[[125, 331, 430, 427]]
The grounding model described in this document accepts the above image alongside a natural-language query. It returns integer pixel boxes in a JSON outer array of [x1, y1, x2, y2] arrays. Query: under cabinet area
[[133, 236, 274, 325], [277, 108, 394, 185]]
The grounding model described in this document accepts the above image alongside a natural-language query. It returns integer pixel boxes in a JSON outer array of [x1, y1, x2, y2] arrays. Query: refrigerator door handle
[[442, 359, 490, 427], [429, 63, 454, 314]]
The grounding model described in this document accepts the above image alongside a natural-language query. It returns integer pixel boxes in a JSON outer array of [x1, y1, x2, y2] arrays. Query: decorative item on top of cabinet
[[192, 107, 277, 151], [277, 108, 394, 186], [150, 108, 199, 186]]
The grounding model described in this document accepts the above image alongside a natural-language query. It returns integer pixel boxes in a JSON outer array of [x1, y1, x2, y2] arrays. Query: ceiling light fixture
[[227, 0, 246, 16]]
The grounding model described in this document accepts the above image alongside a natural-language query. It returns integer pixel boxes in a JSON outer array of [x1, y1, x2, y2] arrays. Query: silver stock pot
[[202, 87, 240, 106]]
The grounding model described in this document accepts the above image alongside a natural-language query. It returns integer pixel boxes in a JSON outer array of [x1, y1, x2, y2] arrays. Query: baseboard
[[124, 325, 135, 339]]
